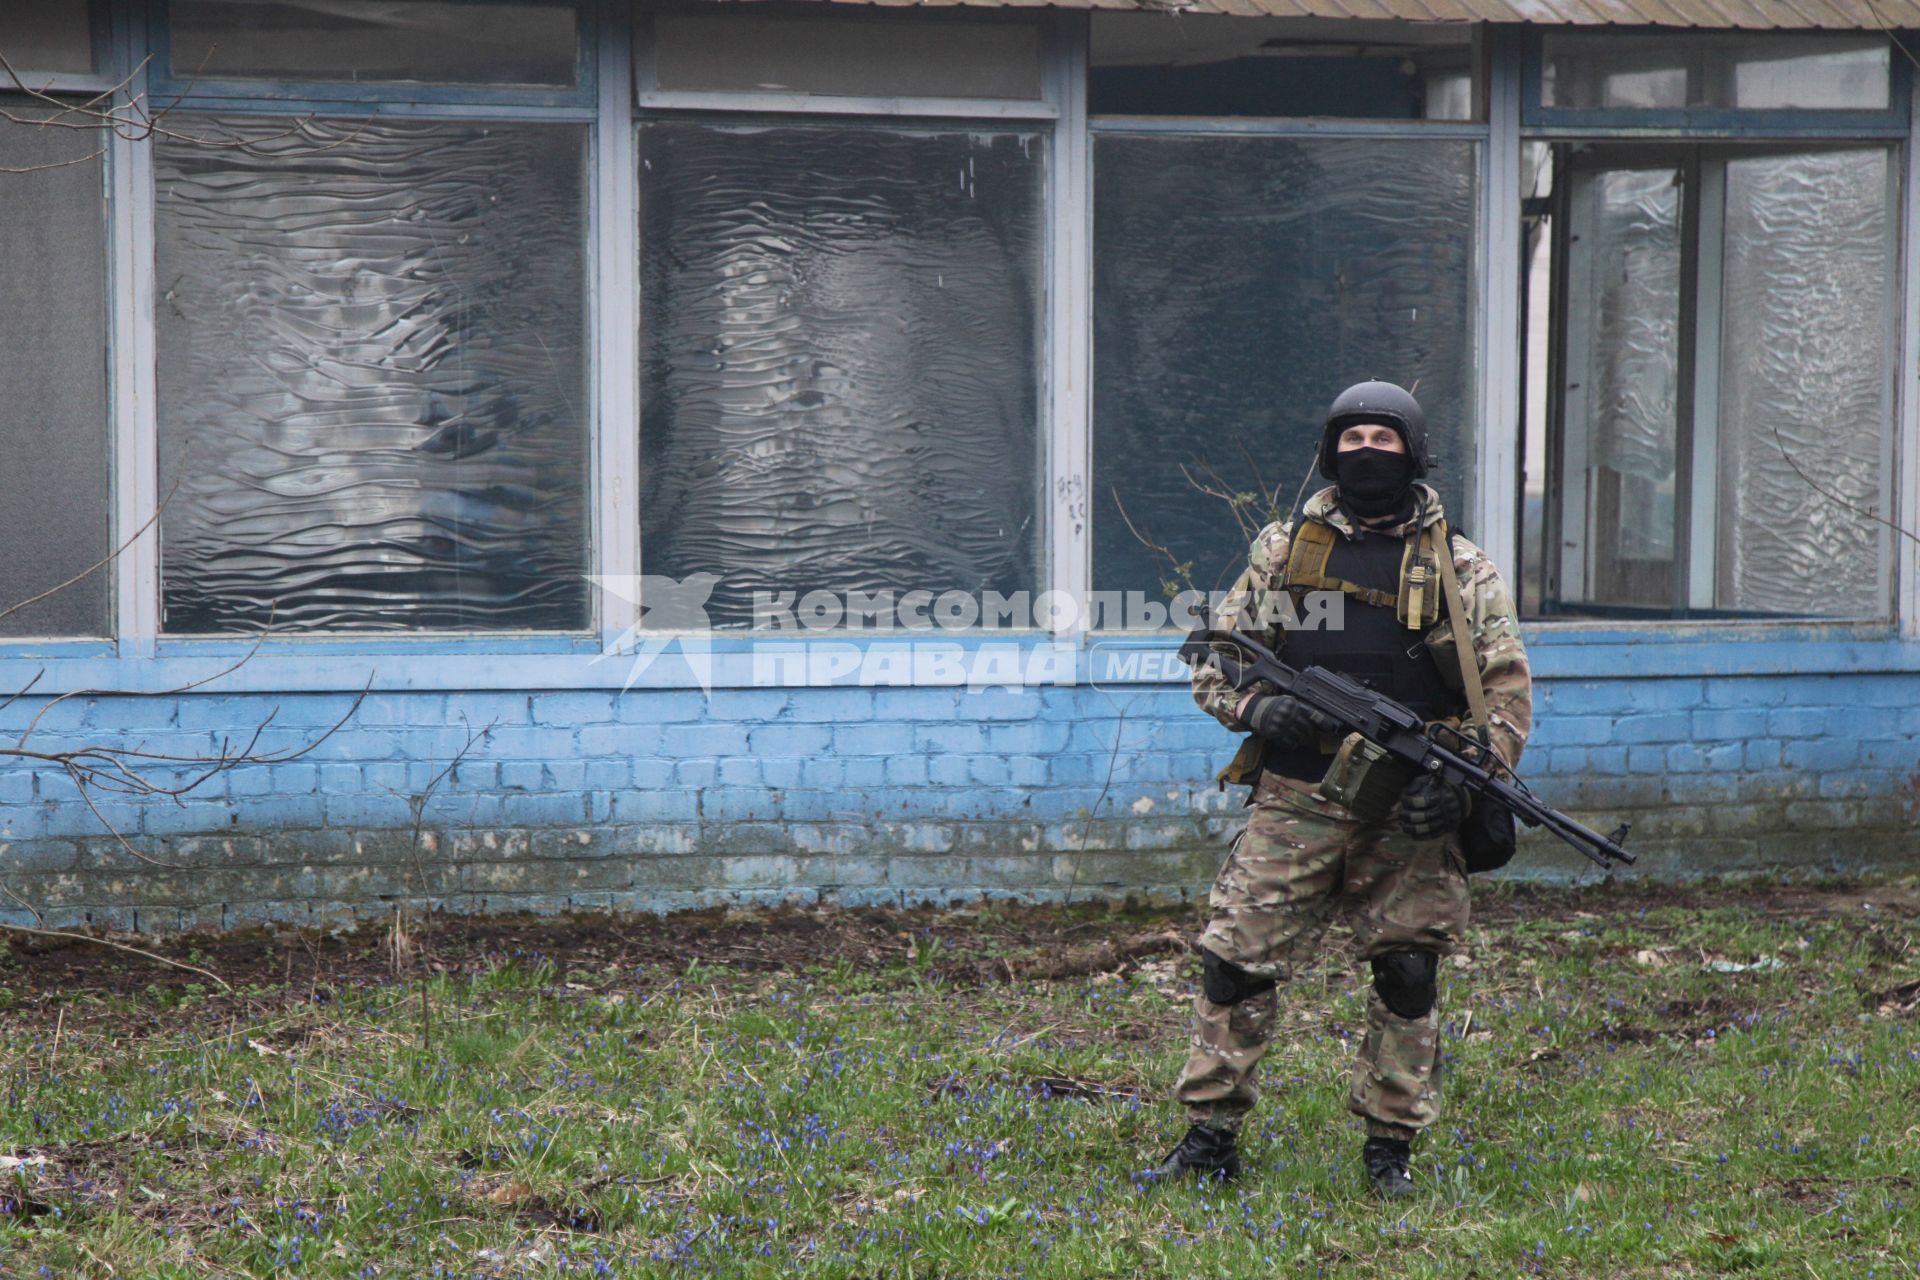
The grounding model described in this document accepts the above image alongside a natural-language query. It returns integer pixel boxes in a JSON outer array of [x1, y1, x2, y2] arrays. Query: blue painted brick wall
[[1, 655, 1915, 931]]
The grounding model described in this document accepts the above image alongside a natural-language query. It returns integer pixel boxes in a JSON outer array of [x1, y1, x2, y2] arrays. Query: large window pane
[[648, 12, 1043, 101], [170, 0, 579, 87], [1541, 33, 1890, 113], [1092, 14, 1477, 121], [0, 99, 110, 638], [1558, 164, 1684, 610], [1716, 150, 1891, 616], [156, 116, 590, 634], [1093, 135, 1478, 608], [639, 122, 1045, 630]]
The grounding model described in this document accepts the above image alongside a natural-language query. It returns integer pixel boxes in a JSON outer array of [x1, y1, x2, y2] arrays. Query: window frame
[[627, 5, 1077, 641], [1083, 35, 1498, 633], [0, 5, 126, 646], [1522, 26, 1912, 139], [141, 0, 603, 650], [1516, 29, 1917, 633], [0, 1, 118, 93], [147, 0, 596, 111], [1087, 11, 1488, 128], [1538, 141, 1897, 623], [8, 7, 1919, 693], [632, 0, 1060, 123]]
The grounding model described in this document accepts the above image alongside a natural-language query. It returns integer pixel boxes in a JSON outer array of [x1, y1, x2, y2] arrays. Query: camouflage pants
[[1173, 769, 1470, 1142]]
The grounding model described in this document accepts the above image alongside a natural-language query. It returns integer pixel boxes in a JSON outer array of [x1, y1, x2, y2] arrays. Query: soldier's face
[[1337, 423, 1407, 454]]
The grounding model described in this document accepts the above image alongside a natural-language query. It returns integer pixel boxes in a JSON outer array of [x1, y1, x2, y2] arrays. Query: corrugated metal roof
[[817, 0, 1920, 28]]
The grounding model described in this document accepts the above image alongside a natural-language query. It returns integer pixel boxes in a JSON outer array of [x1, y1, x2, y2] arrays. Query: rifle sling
[[1432, 521, 1491, 740]]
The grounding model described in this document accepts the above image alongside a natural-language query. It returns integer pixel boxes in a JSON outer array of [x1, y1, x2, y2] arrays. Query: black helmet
[[1317, 380, 1429, 480]]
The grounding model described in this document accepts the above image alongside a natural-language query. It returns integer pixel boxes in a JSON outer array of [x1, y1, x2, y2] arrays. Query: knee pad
[[1371, 950, 1439, 1020], [1201, 948, 1277, 1005]]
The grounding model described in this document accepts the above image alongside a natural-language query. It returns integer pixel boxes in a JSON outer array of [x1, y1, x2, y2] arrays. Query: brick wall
[[1, 657, 1914, 931], [1519, 671, 1919, 879]]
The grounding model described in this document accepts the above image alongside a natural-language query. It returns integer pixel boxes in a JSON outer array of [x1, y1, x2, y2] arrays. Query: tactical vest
[[1258, 517, 1467, 784]]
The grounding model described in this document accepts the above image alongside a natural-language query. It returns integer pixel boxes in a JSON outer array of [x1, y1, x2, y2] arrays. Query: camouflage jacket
[[1192, 484, 1534, 770]]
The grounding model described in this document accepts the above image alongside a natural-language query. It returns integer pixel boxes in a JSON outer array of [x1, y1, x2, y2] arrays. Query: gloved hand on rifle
[[1240, 692, 1339, 750], [1393, 772, 1471, 839]]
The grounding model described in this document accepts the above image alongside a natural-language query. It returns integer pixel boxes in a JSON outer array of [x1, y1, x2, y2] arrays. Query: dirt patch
[[929, 1072, 1146, 1105], [0, 901, 1200, 1015], [1657, 996, 1739, 1024], [1765, 1174, 1915, 1207], [1470, 878, 1920, 927], [1865, 979, 1920, 1016], [945, 928, 1191, 984], [473, 1175, 606, 1233], [6, 1129, 277, 1231], [2, 877, 1914, 1020]]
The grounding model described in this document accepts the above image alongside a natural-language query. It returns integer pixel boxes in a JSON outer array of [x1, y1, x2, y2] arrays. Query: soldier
[[1155, 380, 1532, 1198]]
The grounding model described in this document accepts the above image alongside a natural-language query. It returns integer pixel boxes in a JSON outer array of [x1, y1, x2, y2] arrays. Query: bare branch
[[0, 477, 174, 630], [1770, 419, 1920, 551], [0, 669, 45, 719], [393, 718, 498, 1049], [68, 771, 183, 869], [2, 46, 376, 161], [15, 605, 277, 748], [0, 881, 45, 926], [1109, 487, 1189, 593], [0, 146, 104, 174]]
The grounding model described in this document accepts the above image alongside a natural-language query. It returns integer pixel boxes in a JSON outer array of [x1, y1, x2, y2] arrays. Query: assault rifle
[[1184, 628, 1635, 870]]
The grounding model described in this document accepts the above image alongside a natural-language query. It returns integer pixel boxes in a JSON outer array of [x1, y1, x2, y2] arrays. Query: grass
[[0, 878, 1915, 1278]]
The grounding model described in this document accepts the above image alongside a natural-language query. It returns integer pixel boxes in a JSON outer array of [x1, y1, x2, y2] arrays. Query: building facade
[[2, 0, 1917, 931]]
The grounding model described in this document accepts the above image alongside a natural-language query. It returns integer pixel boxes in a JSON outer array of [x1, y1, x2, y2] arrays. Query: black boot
[[1363, 1136, 1414, 1198], [1153, 1123, 1240, 1182]]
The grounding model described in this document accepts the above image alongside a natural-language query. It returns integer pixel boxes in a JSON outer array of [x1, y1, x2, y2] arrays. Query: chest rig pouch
[[1283, 519, 1462, 816]]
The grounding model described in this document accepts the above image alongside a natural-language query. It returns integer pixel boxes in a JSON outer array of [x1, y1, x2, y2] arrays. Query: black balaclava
[[1333, 443, 1417, 523]]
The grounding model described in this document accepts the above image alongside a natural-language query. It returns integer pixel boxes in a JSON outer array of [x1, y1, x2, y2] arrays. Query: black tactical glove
[[1242, 693, 1338, 750], [1394, 773, 1470, 839]]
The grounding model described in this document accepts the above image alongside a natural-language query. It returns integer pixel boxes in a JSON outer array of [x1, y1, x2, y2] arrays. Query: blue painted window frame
[[147, 0, 596, 110], [1522, 27, 1912, 139]]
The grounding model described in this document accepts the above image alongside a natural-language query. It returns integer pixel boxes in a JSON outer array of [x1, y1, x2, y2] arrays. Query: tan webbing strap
[[1433, 521, 1490, 733], [1401, 527, 1429, 632], [1283, 521, 1400, 610]]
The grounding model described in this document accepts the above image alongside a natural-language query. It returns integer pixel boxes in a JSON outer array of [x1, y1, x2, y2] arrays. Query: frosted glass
[[0, 99, 110, 637], [1093, 135, 1477, 605], [1716, 149, 1890, 616], [1580, 166, 1681, 592], [171, 0, 578, 87], [638, 123, 1046, 631], [155, 116, 590, 634]]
